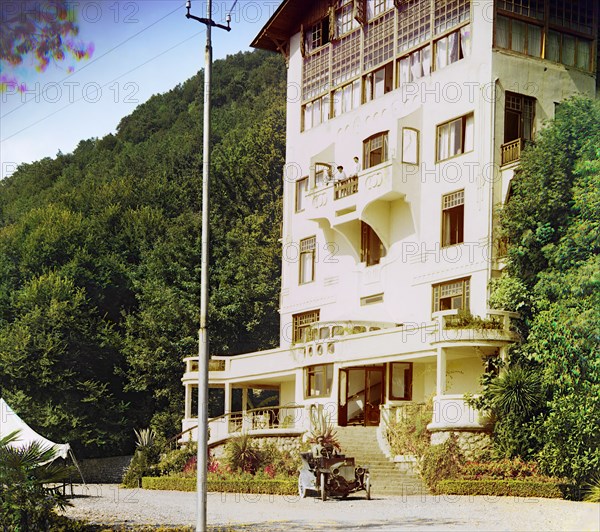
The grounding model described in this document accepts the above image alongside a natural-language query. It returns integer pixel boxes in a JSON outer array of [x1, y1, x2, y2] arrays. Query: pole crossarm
[[185, 12, 231, 32]]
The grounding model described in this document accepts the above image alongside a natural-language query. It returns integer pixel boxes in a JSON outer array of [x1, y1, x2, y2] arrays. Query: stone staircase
[[334, 426, 426, 497]]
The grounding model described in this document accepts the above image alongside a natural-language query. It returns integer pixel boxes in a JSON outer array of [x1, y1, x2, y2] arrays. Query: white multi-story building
[[182, 0, 598, 446]]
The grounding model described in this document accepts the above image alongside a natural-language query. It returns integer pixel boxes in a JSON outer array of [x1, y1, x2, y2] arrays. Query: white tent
[[0, 398, 70, 460]]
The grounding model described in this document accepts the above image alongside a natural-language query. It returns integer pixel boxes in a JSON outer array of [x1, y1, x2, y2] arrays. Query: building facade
[[181, 0, 598, 446]]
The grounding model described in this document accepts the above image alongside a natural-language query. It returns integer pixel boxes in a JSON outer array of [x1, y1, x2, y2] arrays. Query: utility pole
[[185, 1, 231, 530]]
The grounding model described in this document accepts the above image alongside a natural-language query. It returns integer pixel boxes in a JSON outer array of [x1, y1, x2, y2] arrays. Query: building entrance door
[[338, 366, 384, 426]]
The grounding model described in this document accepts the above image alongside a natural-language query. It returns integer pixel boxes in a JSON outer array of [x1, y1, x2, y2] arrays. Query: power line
[[1, 4, 181, 120], [0, 30, 205, 144]]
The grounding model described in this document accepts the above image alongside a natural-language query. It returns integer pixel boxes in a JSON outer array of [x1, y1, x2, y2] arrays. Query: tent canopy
[[0, 398, 70, 460]]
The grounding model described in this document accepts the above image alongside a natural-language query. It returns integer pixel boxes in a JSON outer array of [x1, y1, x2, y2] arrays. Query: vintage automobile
[[298, 442, 371, 500]]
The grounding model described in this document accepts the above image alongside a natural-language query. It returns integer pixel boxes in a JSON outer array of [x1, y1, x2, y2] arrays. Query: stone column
[[436, 347, 447, 397]]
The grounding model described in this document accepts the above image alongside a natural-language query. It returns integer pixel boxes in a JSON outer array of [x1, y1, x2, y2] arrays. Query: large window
[[292, 309, 320, 344], [436, 113, 474, 162], [299, 236, 316, 284], [504, 92, 535, 144], [363, 131, 389, 169], [389, 362, 413, 400], [364, 9, 395, 71], [364, 62, 393, 102], [333, 79, 361, 117], [441, 190, 464, 247], [361, 222, 386, 266], [398, 46, 431, 85], [434, 25, 471, 69], [306, 364, 333, 398], [402, 128, 419, 164], [432, 278, 470, 313], [295, 177, 309, 212], [495, 1, 596, 72]]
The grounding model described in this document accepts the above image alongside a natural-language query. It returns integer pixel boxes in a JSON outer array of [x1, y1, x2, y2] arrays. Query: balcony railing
[[500, 138, 523, 166], [334, 175, 359, 199]]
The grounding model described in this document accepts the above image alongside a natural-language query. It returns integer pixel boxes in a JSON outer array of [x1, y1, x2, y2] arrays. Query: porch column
[[184, 384, 192, 419], [242, 387, 248, 413], [436, 347, 447, 397], [224, 382, 232, 415]]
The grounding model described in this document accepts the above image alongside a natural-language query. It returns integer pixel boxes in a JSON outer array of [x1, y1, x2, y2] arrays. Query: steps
[[334, 426, 426, 497]]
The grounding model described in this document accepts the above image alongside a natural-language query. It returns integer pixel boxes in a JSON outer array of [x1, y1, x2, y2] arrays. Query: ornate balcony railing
[[334, 175, 359, 200], [500, 138, 523, 166]]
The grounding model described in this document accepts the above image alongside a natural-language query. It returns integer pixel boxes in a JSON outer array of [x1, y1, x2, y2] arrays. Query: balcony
[[305, 160, 405, 229], [500, 138, 523, 166]]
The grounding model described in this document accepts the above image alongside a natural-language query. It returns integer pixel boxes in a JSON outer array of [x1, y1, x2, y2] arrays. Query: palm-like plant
[[0, 430, 72, 530], [488, 365, 542, 417], [308, 408, 341, 451], [225, 433, 262, 473]]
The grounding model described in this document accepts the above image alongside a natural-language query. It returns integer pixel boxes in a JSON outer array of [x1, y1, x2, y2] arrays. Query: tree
[[490, 97, 600, 485]]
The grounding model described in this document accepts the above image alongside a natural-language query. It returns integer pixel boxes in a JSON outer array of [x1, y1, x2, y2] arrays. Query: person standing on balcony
[[334, 165, 347, 182], [351, 156, 361, 177]]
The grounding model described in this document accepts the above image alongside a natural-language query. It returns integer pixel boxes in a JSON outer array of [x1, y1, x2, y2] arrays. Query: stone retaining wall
[[430, 430, 492, 460], [210, 435, 303, 460], [77, 455, 133, 484]]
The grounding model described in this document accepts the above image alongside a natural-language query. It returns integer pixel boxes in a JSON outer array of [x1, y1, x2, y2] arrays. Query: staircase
[[335, 426, 426, 497]]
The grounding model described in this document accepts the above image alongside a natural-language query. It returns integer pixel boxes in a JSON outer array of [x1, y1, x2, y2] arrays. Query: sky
[[0, 0, 282, 180]]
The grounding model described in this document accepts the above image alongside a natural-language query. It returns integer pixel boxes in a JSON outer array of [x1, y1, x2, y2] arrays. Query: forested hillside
[[0, 50, 287, 457]]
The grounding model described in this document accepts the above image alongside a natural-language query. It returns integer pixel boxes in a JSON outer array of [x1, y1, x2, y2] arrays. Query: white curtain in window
[[496, 15, 509, 49], [450, 119, 461, 156], [562, 34, 576, 66], [436, 36, 448, 69], [352, 79, 361, 109], [576, 39, 591, 70], [527, 25, 542, 57], [422, 45, 431, 76], [333, 88, 343, 117], [343, 83, 353, 112], [438, 124, 449, 161], [460, 25, 472, 58], [374, 68, 385, 98], [546, 31, 560, 62], [511, 20, 526, 53], [464, 114, 474, 153], [399, 57, 410, 85], [313, 98, 322, 126], [410, 50, 423, 79], [448, 31, 459, 64], [304, 103, 313, 131], [322, 96, 330, 122], [301, 252, 313, 284]]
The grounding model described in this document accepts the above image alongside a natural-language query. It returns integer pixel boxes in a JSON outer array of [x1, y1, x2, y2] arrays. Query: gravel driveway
[[61, 484, 599, 531]]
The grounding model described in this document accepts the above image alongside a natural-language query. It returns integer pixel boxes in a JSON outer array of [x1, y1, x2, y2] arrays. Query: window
[[436, 113, 474, 161], [398, 46, 431, 85], [307, 17, 330, 52], [546, 30, 593, 70], [336, 0, 357, 36], [363, 131, 389, 169], [331, 29, 361, 87], [434, 0, 470, 35], [299, 236, 316, 284], [314, 163, 332, 188], [333, 79, 361, 117], [361, 222, 386, 266], [370, 0, 394, 19], [495, 15, 543, 57], [504, 92, 535, 144], [397, 0, 431, 53], [434, 25, 471, 69], [363, 63, 393, 102], [293, 309, 320, 343], [295, 177, 309, 212], [432, 278, 470, 313], [389, 362, 413, 400], [364, 9, 395, 70], [402, 128, 419, 164], [442, 190, 464, 247], [302, 46, 329, 101], [361, 293, 384, 305], [306, 364, 333, 398], [498, 0, 544, 20]]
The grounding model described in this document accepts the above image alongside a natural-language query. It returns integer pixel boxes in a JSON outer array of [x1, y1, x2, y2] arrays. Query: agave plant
[[0, 429, 72, 530], [488, 365, 543, 417], [307, 408, 341, 451], [225, 433, 262, 474], [134, 427, 156, 449]]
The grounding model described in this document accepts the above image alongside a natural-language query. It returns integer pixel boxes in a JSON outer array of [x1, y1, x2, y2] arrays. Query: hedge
[[437, 479, 572, 498], [142, 476, 298, 495]]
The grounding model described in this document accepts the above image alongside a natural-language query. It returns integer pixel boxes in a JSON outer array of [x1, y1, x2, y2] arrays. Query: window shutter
[[329, 7, 336, 41], [300, 24, 306, 57], [353, 0, 367, 26]]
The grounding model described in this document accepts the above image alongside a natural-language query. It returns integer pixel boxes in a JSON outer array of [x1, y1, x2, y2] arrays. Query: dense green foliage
[[486, 97, 600, 485], [0, 430, 74, 530], [142, 475, 298, 495], [0, 50, 286, 456], [437, 479, 569, 499]]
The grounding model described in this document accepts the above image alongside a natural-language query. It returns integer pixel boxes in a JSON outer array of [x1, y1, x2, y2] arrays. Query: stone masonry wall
[[77, 455, 133, 484], [430, 431, 492, 460], [210, 435, 303, 460]]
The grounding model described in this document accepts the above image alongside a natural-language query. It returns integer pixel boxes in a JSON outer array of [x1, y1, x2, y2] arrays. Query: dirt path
[[61, 484, 600, 531]]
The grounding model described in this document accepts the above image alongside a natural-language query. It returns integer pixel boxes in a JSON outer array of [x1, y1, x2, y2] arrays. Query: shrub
[[122, 428, 162, 488], [460, 458, 550, 480], [385, 401, 432, 457], [445, 313, 503, 330], [258, 441, 301, 477], [437, 479, 568, 498], [0, 430, 74, 531], [142, 474, 298, 495], [225, 434, 262, 474], [156, 443, 198, 476], [583, 477, 600, 503], [419, 434, 464, 492], [307, 409, 341, 451]]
